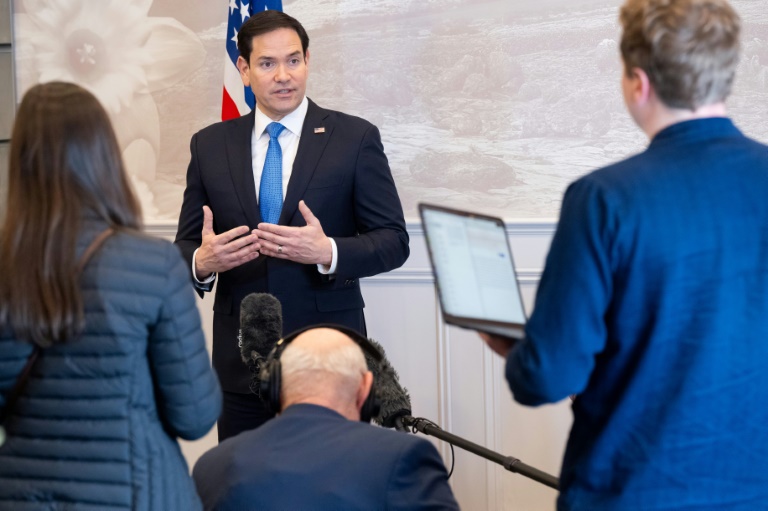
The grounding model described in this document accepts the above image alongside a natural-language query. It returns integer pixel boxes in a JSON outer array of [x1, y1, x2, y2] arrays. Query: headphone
[[259, 324, 382, 423]]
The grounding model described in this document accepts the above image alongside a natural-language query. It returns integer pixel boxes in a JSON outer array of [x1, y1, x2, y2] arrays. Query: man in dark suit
[[174, 10, 409, 440], [192, 327, 459, 511]]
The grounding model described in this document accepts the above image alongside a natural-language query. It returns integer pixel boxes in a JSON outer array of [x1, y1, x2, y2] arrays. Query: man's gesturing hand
[[255, 201, 333, 266], [195, 205, 261, 279]]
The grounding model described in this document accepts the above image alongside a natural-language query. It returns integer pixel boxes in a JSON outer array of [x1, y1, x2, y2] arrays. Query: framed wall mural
[[12, 0, 768, 223]]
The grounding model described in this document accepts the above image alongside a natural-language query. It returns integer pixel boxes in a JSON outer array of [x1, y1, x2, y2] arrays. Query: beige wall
[[0, 0, 13, 219]]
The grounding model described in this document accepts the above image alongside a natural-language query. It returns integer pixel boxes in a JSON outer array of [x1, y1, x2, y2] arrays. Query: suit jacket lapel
[[226, 110, 262, 227], [279, 99, 334, 225]]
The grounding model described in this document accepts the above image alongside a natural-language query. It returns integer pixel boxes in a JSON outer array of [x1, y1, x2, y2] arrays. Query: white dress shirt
[[193, 97, 337, 285]]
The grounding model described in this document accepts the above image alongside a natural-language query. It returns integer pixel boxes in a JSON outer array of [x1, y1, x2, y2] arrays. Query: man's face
[[237, 28, 309, 121]]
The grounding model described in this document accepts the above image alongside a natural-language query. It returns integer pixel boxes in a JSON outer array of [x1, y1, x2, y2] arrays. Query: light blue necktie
[[259, 122, 286, 224]]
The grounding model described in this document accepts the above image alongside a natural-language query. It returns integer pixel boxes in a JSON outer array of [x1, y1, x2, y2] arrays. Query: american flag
[[222, 0, 284, 121]]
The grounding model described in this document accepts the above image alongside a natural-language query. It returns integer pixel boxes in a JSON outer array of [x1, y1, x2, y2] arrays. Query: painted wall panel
[[362, 281, 443, 423], [0, 50, 14, 140], [0, 0, 10, 44]]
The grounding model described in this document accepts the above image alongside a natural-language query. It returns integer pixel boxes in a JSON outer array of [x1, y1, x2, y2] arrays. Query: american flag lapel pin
[[314, 127, 325, 134]]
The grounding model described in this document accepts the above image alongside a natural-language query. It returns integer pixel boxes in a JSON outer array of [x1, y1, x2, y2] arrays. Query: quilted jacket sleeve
[[148, 244, 222, 440], [0, 338, 34, 413]]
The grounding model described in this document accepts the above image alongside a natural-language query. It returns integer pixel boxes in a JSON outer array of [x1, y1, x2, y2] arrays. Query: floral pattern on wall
[[14, 0, 209, 220]]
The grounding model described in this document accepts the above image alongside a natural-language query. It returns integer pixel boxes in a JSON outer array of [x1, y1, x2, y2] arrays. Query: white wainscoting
[[361, 220, 571, 511], [149, 219, 572, 511]]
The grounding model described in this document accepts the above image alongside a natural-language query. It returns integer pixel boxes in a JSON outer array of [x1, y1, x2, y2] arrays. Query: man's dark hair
[[237, 10, 310, 63]]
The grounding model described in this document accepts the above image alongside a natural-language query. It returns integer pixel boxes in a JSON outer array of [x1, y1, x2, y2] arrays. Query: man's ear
[[304, 49, 310, 69], [628, 66, 653, 106], [356, 371, 374, 411], [236, 56, 250, 87]]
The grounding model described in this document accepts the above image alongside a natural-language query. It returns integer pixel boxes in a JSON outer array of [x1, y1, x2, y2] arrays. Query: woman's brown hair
[[0, 82, 142, 346]]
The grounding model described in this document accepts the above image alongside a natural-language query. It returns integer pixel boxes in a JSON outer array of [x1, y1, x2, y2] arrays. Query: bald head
[[280, 328, 374, 420]]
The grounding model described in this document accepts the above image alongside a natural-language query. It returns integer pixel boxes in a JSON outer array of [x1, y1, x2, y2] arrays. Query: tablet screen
[[422, 207, 526, 325]]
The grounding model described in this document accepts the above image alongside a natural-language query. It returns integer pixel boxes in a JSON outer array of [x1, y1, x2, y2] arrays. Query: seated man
[[193, 327, 459, 511]]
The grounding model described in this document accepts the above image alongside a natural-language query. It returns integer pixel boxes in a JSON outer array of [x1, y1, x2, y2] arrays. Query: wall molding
[[144, 223, 179, 238], [145, 219, 558, 240], [403, 218, 557, 236], [364, 267, 542, 284], [436, 313, 452, 459], [148, 220, 550, 283]]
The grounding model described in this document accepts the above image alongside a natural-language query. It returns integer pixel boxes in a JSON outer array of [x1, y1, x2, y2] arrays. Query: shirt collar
[[649, 117, 741, 148], [253, 96, 309, 139], [280, 403, 348, 421]]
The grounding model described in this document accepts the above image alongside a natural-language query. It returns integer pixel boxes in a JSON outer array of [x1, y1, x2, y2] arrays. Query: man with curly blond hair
[[482, 1, 768, 509]]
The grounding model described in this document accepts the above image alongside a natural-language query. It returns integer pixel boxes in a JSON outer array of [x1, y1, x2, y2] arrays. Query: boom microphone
[[239, 293, 283, 391], [237, 292, 412, 429], [362, 338, 412, 430]]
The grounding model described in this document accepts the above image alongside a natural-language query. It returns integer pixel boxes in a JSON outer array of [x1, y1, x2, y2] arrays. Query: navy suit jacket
[[175, 100, 409, 392], [506, 118, 768, 510], [193, 404, 460, 511]]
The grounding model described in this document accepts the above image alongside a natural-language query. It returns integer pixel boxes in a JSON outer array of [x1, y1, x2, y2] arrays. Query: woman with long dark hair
[[0, 82, 221, 510]]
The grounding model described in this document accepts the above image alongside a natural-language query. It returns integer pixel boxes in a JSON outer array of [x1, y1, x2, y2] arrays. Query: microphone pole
[[399, 417, 560, 491]]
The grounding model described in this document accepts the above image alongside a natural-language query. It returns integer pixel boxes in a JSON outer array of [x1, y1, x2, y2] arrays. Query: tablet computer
[[419, 203, 526, 339]]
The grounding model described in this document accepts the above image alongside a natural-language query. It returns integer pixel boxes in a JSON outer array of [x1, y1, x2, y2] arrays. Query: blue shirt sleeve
[[506, 176, 617, 406]]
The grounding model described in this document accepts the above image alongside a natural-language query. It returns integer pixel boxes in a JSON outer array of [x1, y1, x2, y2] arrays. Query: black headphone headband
[[259, 324, 382, 422], [271, 323, 383, 364]]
